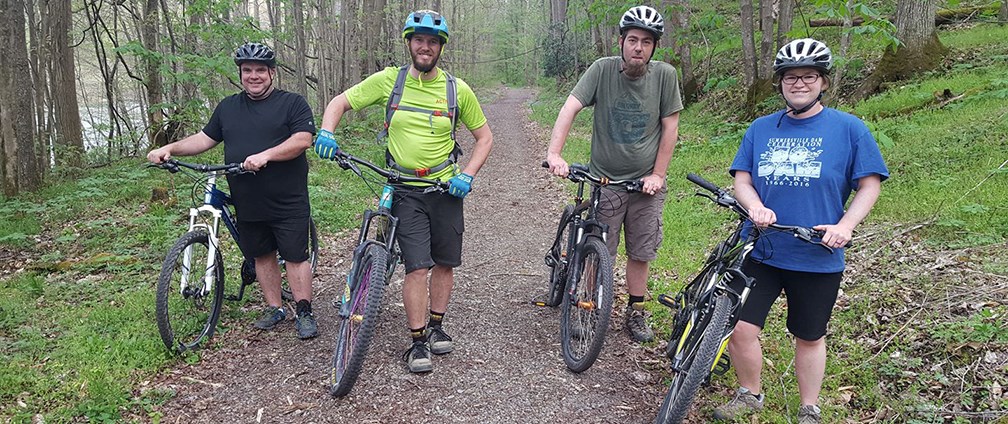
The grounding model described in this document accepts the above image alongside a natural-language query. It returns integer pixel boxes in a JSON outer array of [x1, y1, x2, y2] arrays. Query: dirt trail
[[149, 87, 670, 423]]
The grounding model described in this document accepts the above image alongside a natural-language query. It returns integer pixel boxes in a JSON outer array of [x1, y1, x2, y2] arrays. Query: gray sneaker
[[295, 311, 318, 339], [402, 341, 433, 373], [625, 303, 654, 343], [712, 387, 764, 420], [427, 327, 454, 355], [798, 404, 822, 424], [253, 306, 286, 330]]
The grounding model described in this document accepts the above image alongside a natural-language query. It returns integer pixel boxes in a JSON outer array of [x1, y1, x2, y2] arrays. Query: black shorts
[[732, 259, 842, 341], [391, 189, 464, 273], [236, 216, 312, 262]]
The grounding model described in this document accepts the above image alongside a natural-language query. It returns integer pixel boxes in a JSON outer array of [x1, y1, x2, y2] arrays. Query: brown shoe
[[712, 387, 764, 420]]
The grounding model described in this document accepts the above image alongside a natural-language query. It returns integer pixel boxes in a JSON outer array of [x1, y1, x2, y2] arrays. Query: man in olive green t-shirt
[[545, 5, 683, 344], [316, 10, 493, 374]]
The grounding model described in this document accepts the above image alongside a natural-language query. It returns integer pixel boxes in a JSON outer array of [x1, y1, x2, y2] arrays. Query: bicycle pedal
[[712, 354, 732, 376], [657, 293, 679, 310]]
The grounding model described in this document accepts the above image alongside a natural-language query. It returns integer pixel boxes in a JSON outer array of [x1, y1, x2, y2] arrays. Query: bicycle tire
[[331, 244, 388, 397], [281, 217, 320, 301], [654, 293, 733, 423], [155, 230, 225, 353], [560, 237, 614, 373], [546, 205, 575, 307]]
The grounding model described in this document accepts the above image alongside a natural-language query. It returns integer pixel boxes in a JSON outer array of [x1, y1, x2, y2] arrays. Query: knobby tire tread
[[560, 238, 614, 373], [155, 230, 224, 353], [655, 294, 733, 423], [331, 244, 388, 397]]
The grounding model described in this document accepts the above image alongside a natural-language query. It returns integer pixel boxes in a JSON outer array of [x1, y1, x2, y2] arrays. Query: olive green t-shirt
[[571, 57, 683, 180], [346, 66, 488, 182]]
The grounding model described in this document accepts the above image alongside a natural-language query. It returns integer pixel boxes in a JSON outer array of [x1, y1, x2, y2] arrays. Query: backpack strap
[[376, 64, 411, 144]]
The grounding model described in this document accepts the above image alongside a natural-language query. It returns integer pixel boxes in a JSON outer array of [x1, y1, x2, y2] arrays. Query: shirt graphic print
[[757, 137, 824, 188]]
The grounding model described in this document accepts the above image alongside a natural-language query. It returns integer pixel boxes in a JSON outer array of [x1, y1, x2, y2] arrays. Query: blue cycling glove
[[448, 173, 474, 198], [313, 129, 340, 160]]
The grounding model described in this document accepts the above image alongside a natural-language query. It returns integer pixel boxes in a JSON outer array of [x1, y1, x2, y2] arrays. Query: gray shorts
[[392, 189, 464, 273], [597, 187, 666, 262]]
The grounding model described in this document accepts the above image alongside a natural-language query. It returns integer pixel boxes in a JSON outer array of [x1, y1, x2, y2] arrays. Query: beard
[[622, 61, 647, 79], [411, 50, 440, 73]]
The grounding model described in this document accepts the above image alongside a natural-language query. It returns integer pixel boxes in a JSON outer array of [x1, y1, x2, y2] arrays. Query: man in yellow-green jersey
[[315, 10, 493, 374]]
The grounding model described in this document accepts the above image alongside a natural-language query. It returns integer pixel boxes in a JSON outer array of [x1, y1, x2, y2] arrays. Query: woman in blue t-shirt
[[714, 39, 889, 423]]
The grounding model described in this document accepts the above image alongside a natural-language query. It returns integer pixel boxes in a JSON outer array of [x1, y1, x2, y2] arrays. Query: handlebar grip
[[687, 173, 721, 194]]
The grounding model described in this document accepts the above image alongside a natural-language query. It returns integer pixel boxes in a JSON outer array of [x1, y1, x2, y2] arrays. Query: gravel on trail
[[147, 87, 681, 424]]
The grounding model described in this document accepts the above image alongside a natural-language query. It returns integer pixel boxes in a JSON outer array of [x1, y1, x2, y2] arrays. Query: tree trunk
[[855, 0, 946, 100], [776, 0, 793, 50], [27, 0, 50, 174], [0, 0, 40, 194], [47, 0, 85, 167], [143, 0, 167, 148], [289, 0, 309, 97], [831, 0, 855, 101], [1001, 1, 1007, 23], [669, 0, 698, 103], [739, 0, 757, 87], [757, 0, 775, 80]]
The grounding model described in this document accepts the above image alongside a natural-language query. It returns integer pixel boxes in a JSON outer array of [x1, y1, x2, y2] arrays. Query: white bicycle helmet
[[774, 38, 833, 75], [619, 5, 664, 40]]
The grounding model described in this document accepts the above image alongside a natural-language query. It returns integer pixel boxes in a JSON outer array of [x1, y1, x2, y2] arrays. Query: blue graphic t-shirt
[[730, 108, 889, 273]]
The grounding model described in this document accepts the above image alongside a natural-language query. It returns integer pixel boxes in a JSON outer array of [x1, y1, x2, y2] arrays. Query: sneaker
[[427, 327, 454, 355], [253, 306, 286, 330], [295, 311, 318, 339], [402, 341, 433, 373], [798, 404, 822, 424], [625, 303, 654, 343], [712, 387, 764, 420]]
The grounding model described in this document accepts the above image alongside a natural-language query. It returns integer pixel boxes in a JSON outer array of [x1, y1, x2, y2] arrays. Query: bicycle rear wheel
[[155, 230, 225, 353], [546, 205, 575, 307], [331, 244, 388, 397], [560, 237, 614, 373], [654, 293, 732, 423]]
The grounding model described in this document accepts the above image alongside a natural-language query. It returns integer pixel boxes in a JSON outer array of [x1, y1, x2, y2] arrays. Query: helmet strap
[[776, 92, 823, 127]]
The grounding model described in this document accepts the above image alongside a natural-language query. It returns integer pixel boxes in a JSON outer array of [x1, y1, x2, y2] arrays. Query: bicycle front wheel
[[155, 230, 225, 353], [331, 244, 388, 397], [560, 237, 614, 373], [654, 293, 733, 423]]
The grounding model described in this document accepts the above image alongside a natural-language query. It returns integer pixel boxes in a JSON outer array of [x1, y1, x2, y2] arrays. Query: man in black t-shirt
[[147, 42, 319, 339]]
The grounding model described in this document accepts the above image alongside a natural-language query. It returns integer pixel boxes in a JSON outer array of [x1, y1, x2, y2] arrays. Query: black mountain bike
[[150, 160, 318, 353], [653, 173, 838, 423], [328, 150, 449, 397], [541, 162, 642, 373]]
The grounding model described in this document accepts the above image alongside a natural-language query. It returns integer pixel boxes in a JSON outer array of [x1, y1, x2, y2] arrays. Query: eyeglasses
[[781, 74, 821, 85]]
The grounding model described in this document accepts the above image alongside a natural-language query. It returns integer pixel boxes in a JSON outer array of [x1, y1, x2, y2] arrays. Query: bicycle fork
[[181, 205, 223, 298]]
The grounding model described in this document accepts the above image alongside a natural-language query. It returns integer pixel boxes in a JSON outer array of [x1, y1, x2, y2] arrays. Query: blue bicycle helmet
[[234, 42, 276, 68], [402, 10, 449, 44]]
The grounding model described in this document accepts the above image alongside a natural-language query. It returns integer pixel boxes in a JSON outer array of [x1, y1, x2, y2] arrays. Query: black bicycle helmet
[[774, 38, 833, 75], [619, 5, 664, 40], [234, 42, 276, 68]]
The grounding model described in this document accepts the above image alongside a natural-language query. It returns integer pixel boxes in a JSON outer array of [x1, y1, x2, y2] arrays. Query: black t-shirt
[[203, 89, 315, 221]]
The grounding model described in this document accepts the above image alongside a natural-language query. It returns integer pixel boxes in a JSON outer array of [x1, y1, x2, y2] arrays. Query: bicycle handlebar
[[335, 150, 449, 191], [686, 173, 847, 253], [541, 161, 643, 192], [149, 159, 247, 175]]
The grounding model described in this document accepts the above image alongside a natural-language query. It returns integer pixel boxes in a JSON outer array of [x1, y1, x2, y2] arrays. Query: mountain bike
[[540, 162, 643, 373], [653, 173, 839, 423], [327, 150, 449, 398], [150, 159, 318, 353]]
